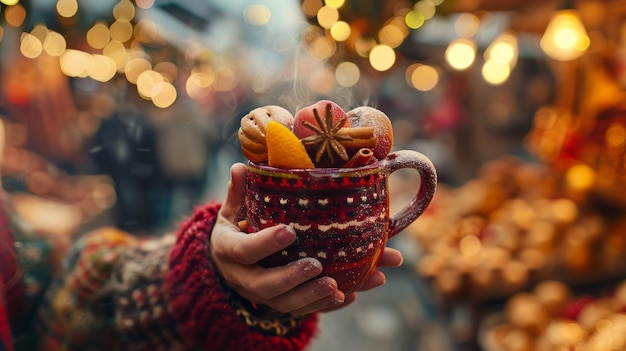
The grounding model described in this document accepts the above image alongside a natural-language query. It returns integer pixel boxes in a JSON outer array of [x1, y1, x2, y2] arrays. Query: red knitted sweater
[[165, 203, 319, 351]]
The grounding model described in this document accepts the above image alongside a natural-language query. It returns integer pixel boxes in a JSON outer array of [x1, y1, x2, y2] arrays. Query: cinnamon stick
[[336, 127, 374, 139], [343, 148, 374, 168], [338, 137, 377, 149]]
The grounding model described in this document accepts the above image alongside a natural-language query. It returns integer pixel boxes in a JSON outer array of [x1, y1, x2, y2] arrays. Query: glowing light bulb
[[540, 10, 590, 61]]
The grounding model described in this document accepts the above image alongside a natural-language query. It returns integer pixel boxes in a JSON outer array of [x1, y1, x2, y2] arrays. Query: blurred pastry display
[[481, 279, 626, 351], [408, 156, 626, 303]]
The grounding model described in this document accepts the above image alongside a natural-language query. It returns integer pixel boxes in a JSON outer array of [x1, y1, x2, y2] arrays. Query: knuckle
[[242, 280, 273, 301], [299, 293, 314, 306], [230, 243, 248, 263]]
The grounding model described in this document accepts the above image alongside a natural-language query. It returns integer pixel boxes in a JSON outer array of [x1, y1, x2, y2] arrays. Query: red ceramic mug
[[245, 150, 437, 294]]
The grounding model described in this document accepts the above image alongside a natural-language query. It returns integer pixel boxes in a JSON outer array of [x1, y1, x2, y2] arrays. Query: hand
[[319, 246, 403, 313], [210, 163, 346, 315], [211, 163, 405, 315]]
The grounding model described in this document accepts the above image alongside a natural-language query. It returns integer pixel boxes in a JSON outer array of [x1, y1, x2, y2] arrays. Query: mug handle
[[379, 150, 437, 239]]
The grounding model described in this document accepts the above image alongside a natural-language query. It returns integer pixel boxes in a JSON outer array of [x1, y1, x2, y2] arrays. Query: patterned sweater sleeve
[[36, 203, 318, 351]]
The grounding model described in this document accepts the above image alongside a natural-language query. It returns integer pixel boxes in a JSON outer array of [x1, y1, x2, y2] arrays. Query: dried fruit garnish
[[266, 120, 315, 169], [300, 103, 352, 164]]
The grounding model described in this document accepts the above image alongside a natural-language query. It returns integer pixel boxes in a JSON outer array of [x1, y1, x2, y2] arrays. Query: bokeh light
[[186, 67, 215, 100], [405, 10, 425, 29], [482, 59, 510, 85], [90, 54, 117, 82], [30, 24, 48, 42], [56, 0, 78, 18], [302, 0, 323, 17], [310, 36, 336, 61], [369, 44, 396, 71], [113, 0, 135, 21], [87, 22, 111, 49], [407, 63, 439, 91], [151, 82, 177, 108], [540, 10, 590, 61], [445, 38, 476, 70], [414, 1, 436, 20], [5, 4, 26, 27], [103, 39, 128, 70], [43, 31, 67, 56], [335, 61, 360, 87], [135, 0, 154, 9], [355, 36, 376, 57], [454, 13, 480, 38], [125, 57, 152, 84], [379, 18, 409, 48], [330, 21, 351, 42], [565, 164, 596, 191], [317, 5, 339, 29], [605, 123, 626, 149], [485, 31, 518, 68], [19, 33, 42, 58], [244, 4, 271, 26], [110, 19, 133, 43], [134, 19, 160, 43], [325, 0, 345, 9], [137, 70, 164, 99], [60, 49, 92, 77], [213, 66, 237, 92], [154, 61, 178, 82]]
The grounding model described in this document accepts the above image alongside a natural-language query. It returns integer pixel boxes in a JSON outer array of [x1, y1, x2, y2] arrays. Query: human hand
[[211, 163, 346, 315], [319, 246, 403, 313], [211, 163, 404, 315]]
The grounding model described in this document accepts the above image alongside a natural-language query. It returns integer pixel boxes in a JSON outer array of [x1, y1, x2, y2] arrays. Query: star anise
[[300, 103, 353, 164]]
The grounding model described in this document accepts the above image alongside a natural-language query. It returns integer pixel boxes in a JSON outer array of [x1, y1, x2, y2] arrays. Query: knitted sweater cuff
[[165, 203, 318, 351]]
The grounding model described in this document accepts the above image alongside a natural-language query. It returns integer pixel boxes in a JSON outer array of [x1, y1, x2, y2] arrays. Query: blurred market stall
[[0, 0, 625, 350]]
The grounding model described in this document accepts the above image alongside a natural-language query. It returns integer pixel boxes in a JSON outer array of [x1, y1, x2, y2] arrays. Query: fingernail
[[313, 277, 337, 296], [275, 225, 296, 245], [329, 295, 345, 306]]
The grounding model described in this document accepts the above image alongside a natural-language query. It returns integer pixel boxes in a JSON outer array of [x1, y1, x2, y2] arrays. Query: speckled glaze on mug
[[245, 150, 437, 294]]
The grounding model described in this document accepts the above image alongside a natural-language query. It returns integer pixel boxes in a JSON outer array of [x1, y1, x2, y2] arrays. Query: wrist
[[211, 258, 310, 336]]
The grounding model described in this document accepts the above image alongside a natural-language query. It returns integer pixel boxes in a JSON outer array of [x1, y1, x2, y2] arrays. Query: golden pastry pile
[[484, 279, 626, 351], [408, 156, 626, 301]]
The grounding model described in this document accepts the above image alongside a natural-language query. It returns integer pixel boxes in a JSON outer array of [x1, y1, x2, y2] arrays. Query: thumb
[[219, 163, 248, 223]]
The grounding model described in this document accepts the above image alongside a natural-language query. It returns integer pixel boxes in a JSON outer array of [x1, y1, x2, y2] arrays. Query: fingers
[[354, 248, 403, 292], [275, 277, 346, 315], [219, 162, 248, 222], [357, 270, 386, 291], [377, 247, 403, 267], [213, 223, 296, 265], [319, 292, 357, 313], [233, 257, 323, 300], [229, 259, 345, 315]]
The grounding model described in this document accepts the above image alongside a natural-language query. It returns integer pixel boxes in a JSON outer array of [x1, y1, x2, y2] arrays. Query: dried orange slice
[[266, 120, 314, 169]]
